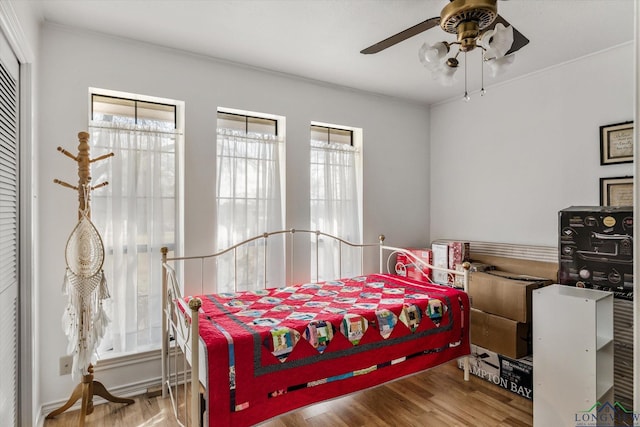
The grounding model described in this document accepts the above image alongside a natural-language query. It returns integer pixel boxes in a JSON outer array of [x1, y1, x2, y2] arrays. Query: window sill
[[94, 347, 161, 372]]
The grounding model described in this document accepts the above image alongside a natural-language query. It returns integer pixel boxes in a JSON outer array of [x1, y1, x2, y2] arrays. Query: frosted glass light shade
[[438, 64, 458, 86], [418, 41, 448, 70], [480, 23, 514, 60]]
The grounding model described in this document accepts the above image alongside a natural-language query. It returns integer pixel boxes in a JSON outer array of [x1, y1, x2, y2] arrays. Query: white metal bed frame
[[161, 230, 470, 426]]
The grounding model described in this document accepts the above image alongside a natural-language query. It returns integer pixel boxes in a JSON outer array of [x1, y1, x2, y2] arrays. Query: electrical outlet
[[59, 355, 73, 376]]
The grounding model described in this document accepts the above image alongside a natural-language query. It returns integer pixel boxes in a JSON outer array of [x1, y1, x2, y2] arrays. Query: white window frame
[[88, 87, 184, 357], [310, 121, 363, 281], [215, 107, 286, 291]]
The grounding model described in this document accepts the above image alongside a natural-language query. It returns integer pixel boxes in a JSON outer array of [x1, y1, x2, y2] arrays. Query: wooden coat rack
[[47, 131, 134, 425]]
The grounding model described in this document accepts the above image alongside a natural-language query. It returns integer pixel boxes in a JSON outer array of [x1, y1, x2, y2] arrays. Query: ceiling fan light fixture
[[438, 65, 458, 87], [480, 23, 514, 60], [418, 41, 449, 69]]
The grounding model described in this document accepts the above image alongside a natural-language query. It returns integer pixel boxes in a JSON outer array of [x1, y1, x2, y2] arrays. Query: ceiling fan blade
[[360, 17, 440, 54], [491, 14, 530, 55]]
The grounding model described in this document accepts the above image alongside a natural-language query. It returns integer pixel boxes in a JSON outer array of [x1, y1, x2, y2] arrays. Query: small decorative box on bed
[[162, 230, 471, 427]]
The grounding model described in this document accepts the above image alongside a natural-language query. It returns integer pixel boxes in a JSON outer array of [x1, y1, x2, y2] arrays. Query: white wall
[[37, 23, 431, 409], [429, 43, 634, 247]]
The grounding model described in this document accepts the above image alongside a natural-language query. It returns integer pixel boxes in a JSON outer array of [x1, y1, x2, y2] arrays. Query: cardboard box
[[431, 243, 449, 285], [395, 248, 432, 281], [558, 206, 633, 300], [469, 254, 557, 281], [458, 344, 533, 400], [470, 308, 529, 359], [469, 271, 552, 323]]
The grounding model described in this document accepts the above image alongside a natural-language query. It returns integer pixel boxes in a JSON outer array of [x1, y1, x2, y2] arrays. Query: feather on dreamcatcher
[[61, 185, 110, 381]]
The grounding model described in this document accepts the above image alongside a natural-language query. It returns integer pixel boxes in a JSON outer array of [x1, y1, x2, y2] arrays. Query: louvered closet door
[[0, 31, 19, 427]]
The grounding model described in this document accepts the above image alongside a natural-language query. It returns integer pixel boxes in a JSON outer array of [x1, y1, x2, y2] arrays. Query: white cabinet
[[533, 285, 613, 427]]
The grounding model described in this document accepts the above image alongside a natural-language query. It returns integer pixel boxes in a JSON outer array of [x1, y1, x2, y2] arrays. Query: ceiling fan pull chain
[[463, 51, 470, 102], [481, 52, 486, 96]]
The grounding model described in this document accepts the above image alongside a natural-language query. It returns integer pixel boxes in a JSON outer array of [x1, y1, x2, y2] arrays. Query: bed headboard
[[162, 229, 385, 295]]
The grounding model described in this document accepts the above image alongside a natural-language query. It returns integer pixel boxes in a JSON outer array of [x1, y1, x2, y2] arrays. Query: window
[[89, 88, 184, 356], [92, 94, 177, 130], [216, 110, 285, 292], [310, 124, 362, 281]]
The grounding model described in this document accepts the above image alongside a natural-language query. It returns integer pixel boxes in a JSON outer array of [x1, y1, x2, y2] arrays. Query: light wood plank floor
[[43, 361, 532, 427]]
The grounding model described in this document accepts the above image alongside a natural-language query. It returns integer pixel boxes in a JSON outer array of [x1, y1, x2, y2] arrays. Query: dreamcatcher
[[61, 184, 111, 381]]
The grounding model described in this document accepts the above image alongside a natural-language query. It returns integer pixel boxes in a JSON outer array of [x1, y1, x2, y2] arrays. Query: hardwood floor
[[43, 361, 532, 427]]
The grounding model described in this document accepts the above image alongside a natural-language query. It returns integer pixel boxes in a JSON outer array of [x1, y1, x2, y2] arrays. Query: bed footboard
[[187, 298, 201, 426], [379, 244, 471, 381], [162, 248, 206, 427]]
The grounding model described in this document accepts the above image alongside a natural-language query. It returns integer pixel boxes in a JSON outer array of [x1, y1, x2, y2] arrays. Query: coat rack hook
[[57, 146, 78, 161], [53, 179, 78, 191], [91, 181, 109, 191]]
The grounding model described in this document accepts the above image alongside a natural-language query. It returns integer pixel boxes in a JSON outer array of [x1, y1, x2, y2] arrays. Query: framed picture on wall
[[600, 176, 633, 206], [600, 121, 634, 165]]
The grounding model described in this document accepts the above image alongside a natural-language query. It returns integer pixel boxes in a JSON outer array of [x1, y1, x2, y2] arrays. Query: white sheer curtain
[[90, 124, 178, 354], [216, 128, 284, 292], [310, 140, 361, 281]]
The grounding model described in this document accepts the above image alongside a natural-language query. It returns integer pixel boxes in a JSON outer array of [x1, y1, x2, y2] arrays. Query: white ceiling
[[34, 0, 635, 105]]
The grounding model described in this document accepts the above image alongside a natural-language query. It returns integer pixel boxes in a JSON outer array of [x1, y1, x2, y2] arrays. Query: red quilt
[[184, 273, 470, 427]]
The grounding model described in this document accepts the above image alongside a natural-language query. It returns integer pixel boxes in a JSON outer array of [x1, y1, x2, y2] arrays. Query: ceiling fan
[[361, 0, 529, 56], [360, 0, 530, 95]]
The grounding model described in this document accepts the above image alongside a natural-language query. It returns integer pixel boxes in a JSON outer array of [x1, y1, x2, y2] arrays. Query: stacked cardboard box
[[469, 271, 552, 359], [457, 255, 556, 400], [429, 241, 551, 359], [457, 344, 533, 400], [458, 259, 556, 400]]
